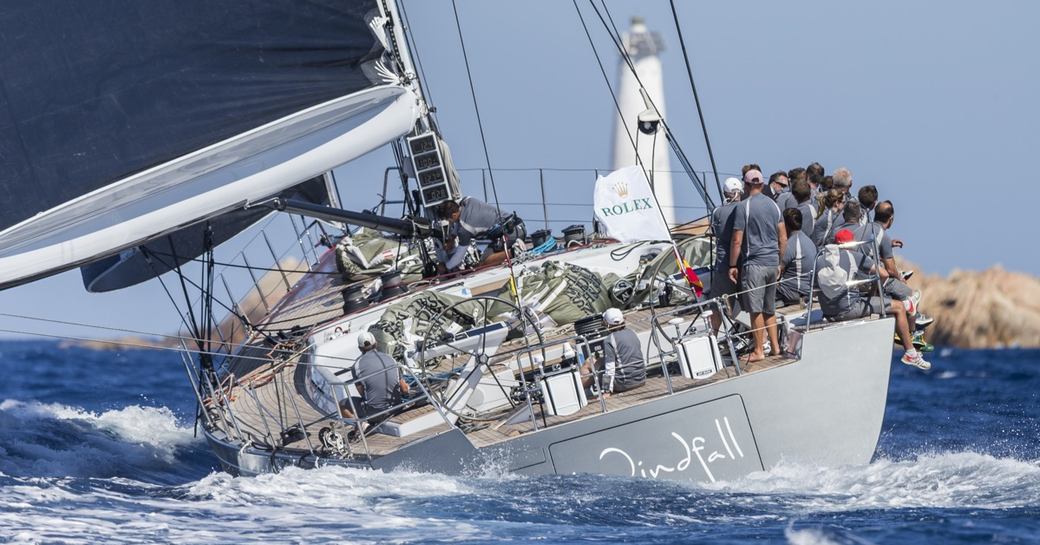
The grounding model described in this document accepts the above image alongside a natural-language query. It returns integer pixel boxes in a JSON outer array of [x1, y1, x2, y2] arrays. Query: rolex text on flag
[[594, 166, 672, 243]]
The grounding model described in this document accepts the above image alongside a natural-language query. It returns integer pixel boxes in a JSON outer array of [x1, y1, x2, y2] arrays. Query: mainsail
[[0, 1, 420, 290]]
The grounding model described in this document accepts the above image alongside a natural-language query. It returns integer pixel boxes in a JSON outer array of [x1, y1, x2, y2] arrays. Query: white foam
[[188, 464, 471, 507], [0, 399, 197, 476], [708, 452, 1040, 511], [785, 527, 845, 545], [1, 399, 195, 451], [0, 465, 484, 545]]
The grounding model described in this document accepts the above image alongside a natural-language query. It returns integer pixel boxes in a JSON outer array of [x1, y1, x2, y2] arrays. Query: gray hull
[[204, 317, 893, 483]]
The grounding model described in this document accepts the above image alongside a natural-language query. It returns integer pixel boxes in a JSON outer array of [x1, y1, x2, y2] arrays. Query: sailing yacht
[[0, 1, 894, 481]]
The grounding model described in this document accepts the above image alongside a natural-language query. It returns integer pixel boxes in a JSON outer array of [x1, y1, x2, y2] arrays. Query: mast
[[611, 17, 676, 227], [380, 0, 434, 132]]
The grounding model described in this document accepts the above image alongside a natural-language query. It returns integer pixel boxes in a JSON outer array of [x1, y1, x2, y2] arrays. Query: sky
[[1, 0, 1037, 341]]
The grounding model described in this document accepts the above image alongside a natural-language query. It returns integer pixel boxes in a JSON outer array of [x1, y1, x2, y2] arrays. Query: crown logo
[[612, 181, 629, 198]]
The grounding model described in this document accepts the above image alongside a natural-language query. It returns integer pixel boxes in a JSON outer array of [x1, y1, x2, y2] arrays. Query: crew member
[[581, 308, 646, 396], [728, 169, 787, 362], [708, 177, 743, 334], [339, 332, 410, 432], [776, 208, 817, 306], [815, 229, 929, 370], [438, 197, 525, 270]]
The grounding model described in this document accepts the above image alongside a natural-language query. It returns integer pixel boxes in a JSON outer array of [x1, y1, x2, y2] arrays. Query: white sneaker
[[901, 349, 931, 370]]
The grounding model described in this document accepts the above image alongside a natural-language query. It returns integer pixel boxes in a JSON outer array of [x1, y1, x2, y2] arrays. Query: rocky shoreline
[[901, 259, 1040, 349]]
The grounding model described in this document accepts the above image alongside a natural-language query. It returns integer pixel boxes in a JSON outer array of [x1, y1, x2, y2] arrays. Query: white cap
[[562, 343, 576, 359], [602, 307, 624, 326], [723, 177, 743, 194], [357, 331, 376, 349]]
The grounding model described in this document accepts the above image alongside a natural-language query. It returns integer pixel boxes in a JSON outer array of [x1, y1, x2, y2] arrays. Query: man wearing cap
[[728, 169, 787, 362], [816, 229, 929, 369], [581, 308, 646, 396], [707, 177, 744, 333], [339, 331, 410, 429]]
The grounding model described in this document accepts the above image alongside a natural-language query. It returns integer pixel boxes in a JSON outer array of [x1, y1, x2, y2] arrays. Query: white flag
[[593, 165, 671, 243]]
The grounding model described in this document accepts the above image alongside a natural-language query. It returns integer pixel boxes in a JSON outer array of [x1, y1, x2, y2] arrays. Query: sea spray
[[0, 399, 204, 480]]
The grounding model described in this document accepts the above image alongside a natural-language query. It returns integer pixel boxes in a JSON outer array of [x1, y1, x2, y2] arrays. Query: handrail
[[324, 359, 457, 464]]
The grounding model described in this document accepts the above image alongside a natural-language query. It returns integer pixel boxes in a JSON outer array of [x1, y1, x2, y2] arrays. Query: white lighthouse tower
[[611, 17, 676, 226]]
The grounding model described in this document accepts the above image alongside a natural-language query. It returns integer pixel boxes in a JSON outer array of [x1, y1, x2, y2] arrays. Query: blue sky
[[1, 0, 1037, 340]]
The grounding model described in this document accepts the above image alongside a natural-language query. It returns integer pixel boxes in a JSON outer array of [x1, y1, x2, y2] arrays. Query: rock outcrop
[[900, 259, 1040, 349]]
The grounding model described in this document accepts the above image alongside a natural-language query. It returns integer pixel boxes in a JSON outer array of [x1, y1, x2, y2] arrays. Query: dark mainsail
[[0, 0, 420, 290]]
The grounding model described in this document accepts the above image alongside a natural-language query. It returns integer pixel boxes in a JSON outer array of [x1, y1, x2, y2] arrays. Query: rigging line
[[146, 253, 211, 356], [144, 248, 256, 331], [147, 250, 337, 276], [0, 310, 328, 365], [450, 0, 523, 303], [449, 0, 502, 213], [668, 0, 723, 202], [590, 0, 715, 209], [0, 326, 360, 371], [574, 0, 679, 244], [203, 225, 217, 360], [572, 0, 641, 166], [166, 236, 203, 346], [572, 0, 664, 224]]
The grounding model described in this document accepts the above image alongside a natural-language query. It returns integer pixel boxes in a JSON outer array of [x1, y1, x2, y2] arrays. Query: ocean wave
[[0, 399, 203, 479], [186, 464, 473, 507], [0, 450, 1037, 544], [0, 466, 484, 545], [707, 451, 1040, 511]]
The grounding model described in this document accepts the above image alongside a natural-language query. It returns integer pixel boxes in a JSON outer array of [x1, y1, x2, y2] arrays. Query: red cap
[[834, 228, 855, 244]]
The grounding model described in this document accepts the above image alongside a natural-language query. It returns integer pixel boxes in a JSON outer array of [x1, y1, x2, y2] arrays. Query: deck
[[212, 304, 804, 461], [209, 243, 873, 463]]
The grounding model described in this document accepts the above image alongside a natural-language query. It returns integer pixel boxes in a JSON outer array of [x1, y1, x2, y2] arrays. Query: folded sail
[[79, 176, 332, 293], [0, 1, 419, 290]]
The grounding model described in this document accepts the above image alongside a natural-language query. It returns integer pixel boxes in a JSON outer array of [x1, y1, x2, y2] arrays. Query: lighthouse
[[610, 17, 676, 227]]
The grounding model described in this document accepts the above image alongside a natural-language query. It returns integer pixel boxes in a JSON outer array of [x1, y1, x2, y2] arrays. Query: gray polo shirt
[[856, 221, 894, 261], [355, 349, 402, 411], [775, 191, 798, 212], [732, 193, 783, 267], [816, 249, 875, 317], [456, 196, 506, 245], [811, 208, 840, 247], [603, 327, 645, 390], [780, 230, 817, 297], [711, 201, 740, 268], [797, 201, 816, 237]]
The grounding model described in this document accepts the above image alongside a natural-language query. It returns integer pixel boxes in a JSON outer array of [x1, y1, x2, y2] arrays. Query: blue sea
[[0, 342, 1037, 544]]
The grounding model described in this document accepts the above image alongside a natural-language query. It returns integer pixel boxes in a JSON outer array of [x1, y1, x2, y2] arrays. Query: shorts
[[339, 397, 396, 424], [706, 264, 738, 299], [740, 264, 778, 315], [835, 296, 891, 321], [883, 278, 912, 300]]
